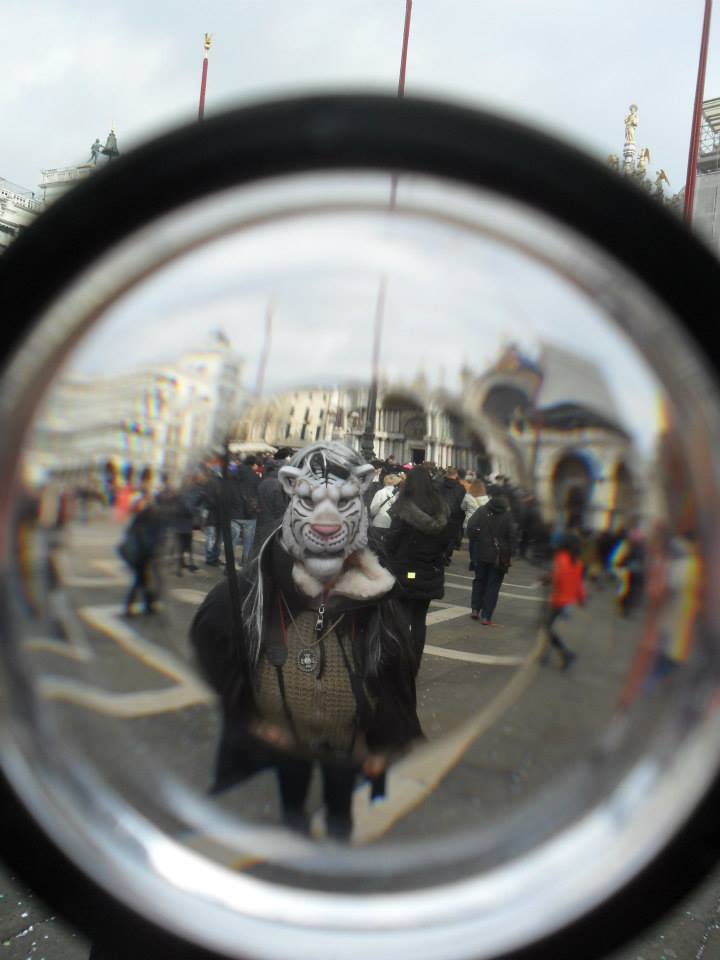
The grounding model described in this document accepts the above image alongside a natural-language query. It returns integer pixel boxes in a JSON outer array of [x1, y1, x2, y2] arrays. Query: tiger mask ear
[[352, 462, 375, 494], [278, 465, 302, 498]]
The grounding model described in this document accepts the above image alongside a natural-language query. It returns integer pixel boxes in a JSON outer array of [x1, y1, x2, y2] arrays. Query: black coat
[[173, 492, 195, 535], [190, 535, 422, 792], [118, 504, 166, 568], [200, 474, 222, 526], [253, 475, 287, 557], [434, 476, 466, 540], [384, 497, 452, 600], [226, 464, 260, 520], [466, 496, 517, 568], [434, 477, 465, 518]]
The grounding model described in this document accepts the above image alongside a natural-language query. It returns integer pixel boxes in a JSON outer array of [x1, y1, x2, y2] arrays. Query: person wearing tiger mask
[[190, 442, 421, 840]]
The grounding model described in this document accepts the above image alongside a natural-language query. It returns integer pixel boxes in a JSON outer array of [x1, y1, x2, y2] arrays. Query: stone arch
[[378, 391, 426, 463], [482, 383, 533, 427], [611, 461, 635, 529], [552, 451, 596, 529]]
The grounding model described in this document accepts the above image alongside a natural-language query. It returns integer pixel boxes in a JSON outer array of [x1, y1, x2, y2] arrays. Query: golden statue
[[624, 104, 639, 144], [637, 147, 651, 174], [203, 33, 212, 53]]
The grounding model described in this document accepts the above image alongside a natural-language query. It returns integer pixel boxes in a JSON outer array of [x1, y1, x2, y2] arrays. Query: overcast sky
[[8, 0, 711, 459], [3, 0, 719, 194], [63, 200, 664, 456]]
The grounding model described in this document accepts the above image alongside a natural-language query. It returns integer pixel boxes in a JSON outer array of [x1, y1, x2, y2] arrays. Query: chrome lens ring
[[2, 94, 720, 960]]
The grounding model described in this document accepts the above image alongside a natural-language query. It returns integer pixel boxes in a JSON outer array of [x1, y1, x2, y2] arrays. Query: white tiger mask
[[278, 442, 374, 583]]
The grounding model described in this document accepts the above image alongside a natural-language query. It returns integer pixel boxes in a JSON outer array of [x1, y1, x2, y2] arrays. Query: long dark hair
[[397, 466, 445, 516]]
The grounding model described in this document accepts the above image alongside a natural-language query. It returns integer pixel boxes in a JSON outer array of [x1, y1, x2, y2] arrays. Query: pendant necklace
[[280, 595, 344, 675]]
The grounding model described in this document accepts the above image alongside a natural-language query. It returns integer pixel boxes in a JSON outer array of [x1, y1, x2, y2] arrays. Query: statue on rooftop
[[655, 169, 671, 196], [624, 104, 639, 145], [88, 139, 102, 164], [637, 147, 651, 175]]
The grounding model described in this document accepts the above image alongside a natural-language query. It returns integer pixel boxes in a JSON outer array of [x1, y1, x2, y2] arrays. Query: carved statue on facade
[[608, 154, 620, 172], [88, 139, 102, 164]]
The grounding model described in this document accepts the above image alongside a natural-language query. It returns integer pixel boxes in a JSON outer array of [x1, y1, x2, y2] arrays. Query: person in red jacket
[[543, 532, 586, 670]]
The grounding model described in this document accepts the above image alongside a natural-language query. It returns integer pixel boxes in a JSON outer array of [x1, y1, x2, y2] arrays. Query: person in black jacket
[[227, 456, 261, 567], [466, 484, 517, 625], [118, 501, 166, 616], [384, 466, 452, 673], [251, 461, 287, 559], [433, 466, 466, 565], [198, 467, 222, 565], [172, 482, 200, 575], [363, 459, 385, 508]]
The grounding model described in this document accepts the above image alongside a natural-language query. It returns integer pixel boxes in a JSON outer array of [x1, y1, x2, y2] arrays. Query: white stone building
[[234, 377, 514, 474], [24, 335, 243, 486], [0, 178, 43, 251], [1, 128, 120, 253], [39, 128, 120, 206], [692, 97, 720, 249]]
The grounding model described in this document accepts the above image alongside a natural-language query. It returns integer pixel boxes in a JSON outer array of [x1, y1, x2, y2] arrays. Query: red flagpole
[[198, 33, 212, 120], [397, 0, 412, 96], [362, 2, 414, 461], [390, 0, 413, 208], [684, 0, 713, 223]]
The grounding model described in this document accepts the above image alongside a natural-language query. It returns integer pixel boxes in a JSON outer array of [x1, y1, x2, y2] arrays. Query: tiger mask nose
[[310, 523, 342, 539]]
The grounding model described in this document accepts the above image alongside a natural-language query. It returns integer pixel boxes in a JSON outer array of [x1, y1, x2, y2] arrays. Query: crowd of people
[[32, 449, 647, 641]]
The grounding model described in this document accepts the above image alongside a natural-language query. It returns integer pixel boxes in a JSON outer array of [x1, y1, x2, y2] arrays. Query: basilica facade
[[465, 344, 640, 532]]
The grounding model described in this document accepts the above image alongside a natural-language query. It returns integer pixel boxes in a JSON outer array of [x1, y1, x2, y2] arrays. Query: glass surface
[[3, 172, 720, 956]]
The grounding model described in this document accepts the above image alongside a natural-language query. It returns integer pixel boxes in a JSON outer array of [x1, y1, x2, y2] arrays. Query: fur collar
[[291, 547, 395, 601], [391, 497, 449, 534]]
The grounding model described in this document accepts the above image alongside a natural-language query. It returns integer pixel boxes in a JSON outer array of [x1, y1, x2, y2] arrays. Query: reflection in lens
[[5, 177, 708, 896]]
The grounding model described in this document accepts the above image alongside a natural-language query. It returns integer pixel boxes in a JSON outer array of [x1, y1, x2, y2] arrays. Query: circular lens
[[2, 96, 720, 960]]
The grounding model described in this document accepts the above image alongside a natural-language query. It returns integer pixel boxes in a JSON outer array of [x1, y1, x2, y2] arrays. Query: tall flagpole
[[255, 301, 274, 399], [360, 1, 413, 461], [389, 0, 413, 209], [198, 33, 212, 120], [194, 30, 241, 606], [683, 0, 713, 223]]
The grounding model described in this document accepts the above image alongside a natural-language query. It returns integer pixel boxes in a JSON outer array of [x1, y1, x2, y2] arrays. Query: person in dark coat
[[380, 455, 400, 480], [190, 442, 421, 840], [197, 467, 223, 565], [384, 466, 452, 672], [171, 484, 199, 575], [118, 502, 166, 616], [466, 484, 518, 625], [227, 457, 261, 567], [251, 461, 287, 559], [433, 466, 466, 565], [363, 459, 384, 508]]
